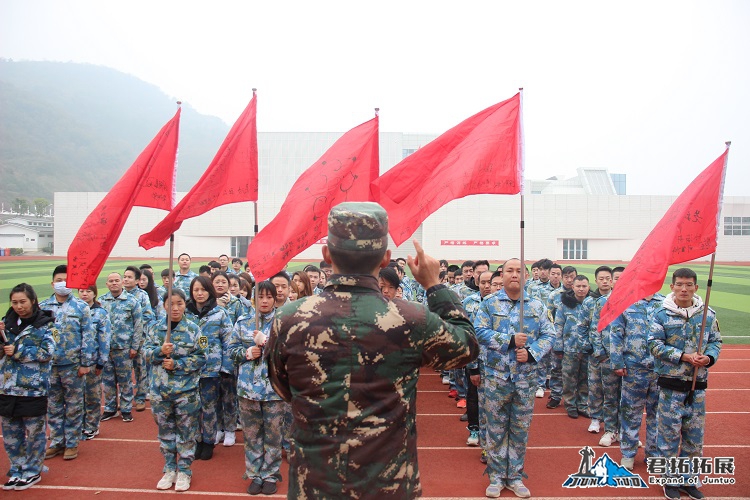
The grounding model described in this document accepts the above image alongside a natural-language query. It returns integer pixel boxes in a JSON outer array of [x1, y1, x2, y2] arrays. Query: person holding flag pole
[[597, 143, 730, 500]]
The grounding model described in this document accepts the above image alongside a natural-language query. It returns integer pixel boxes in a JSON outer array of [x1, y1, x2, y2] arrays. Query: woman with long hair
[[139, 269, 164, 322], [0, 283, 55, 491], [185, 277, 232, 461], [77, 285, 112, 440], [144, 288, 205, 492], [291, 271, 313, 298]]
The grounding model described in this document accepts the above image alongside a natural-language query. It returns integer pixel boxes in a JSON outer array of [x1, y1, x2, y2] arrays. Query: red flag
[[597, 148, 729, 331], [246, 116, 379, 281], [67, 109, 181, 288], [371, 93, 521, 246], [139, 95, 259, 249]]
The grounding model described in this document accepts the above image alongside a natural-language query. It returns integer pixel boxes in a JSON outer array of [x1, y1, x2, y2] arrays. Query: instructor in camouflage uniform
[[267, 202, 478, 499]]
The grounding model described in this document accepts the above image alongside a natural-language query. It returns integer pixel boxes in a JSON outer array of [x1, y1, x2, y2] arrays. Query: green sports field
[[0, 258, 747, 343]]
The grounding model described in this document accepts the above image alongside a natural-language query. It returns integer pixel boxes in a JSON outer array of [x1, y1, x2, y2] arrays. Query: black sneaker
[[679, 485, 705, 499], [14, 474, 41, 491], [201, 442, 214, 460], [663, 485, 681, 500], [3, 477, 20, 490], [567, 408, 579, 419], [101, 411, 117, 421], [578, 409, 591, 418], [121, 412, 133, 422], [261, 480, 278, 495], [195, 441, 205, 460], [247, 479, 262, 495], [546, 398, 561, 409], [459, 412, 468, 422]]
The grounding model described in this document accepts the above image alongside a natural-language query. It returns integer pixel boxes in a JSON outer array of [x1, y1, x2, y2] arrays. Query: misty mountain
[[0, 59, 230, 206]]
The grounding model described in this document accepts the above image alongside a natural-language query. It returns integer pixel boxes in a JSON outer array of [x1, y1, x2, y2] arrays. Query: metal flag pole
[[518, 88, 525, 338], [250, 88, 262, 335], [164, 100, 182, 350], [686, 140, 730, 404]]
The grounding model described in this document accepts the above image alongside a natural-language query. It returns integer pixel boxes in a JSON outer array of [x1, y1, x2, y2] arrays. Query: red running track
[[1, 345, 749, 498]]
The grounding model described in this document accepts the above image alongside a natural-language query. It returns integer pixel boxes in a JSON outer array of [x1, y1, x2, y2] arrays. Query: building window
[[724, 217, 750, 236], [231, 236, 251, 258], [402, 148, 417, 159], [563, 239, 588, 259]]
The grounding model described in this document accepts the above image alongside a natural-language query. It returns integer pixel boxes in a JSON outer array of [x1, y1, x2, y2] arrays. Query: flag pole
[[250, 88, 261, 335], [518, 87, 525, 341], [164, 100, 182, 350], [687, 140, 730, 404]]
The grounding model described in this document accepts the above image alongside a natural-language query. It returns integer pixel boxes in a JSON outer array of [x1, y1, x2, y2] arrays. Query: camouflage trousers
[[657, 387, 705, 480], [535, 351, 550, 390], [217, 372, 239, 432], [483, 374, 536, 483], [1, 415, 47, 479], [239, 398, 285, 482], [102, 349, 135, 413], [478, 361, 488, 449], [548, 353, 563, 400], [452, 368, 467, 399], [133, 348, 149, 404], [48, 364, 84, 449], [82, 369, 103, 435], [562, 352, 589, 413], [620, 366, 658, 459], [152, 390, 200, 475], [588, 356, 621, 432], [281, 401, 292, 453], [198, 377, 220, 443]]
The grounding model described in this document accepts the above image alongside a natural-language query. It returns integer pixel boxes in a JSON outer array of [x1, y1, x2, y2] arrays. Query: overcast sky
[[2, 0, 748, 196]]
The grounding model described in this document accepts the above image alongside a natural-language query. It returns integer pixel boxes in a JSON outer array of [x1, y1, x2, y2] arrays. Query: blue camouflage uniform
[[474, 290, 555, 488], [610, 293, 664, 460], [144, 316, 206, 476], [462, 292, 486, 447], [173, 271, 198, 296], [230, 309, 286, 486], [588, 294, 621, 434], [649, 295, 721, 483], [554, 294, 594, 414], [128, 287, 155, 407], [545, 286, 569, 401], [39, 294, 96, 451], [82, 304, 112, 436], [218, 297, 253, 436], [100, 291, 143, 415], [529, 281, 556, 391], [0, 308, 55, 484], [185, 301, 232, 446]]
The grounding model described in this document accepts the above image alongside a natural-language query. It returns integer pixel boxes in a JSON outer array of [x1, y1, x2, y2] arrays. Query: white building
[[54, 132, 750, 264], [0, 215, 54, 252]]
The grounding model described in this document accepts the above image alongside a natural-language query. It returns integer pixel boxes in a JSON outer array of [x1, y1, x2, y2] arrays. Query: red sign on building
[[440, 240, 499, 246]]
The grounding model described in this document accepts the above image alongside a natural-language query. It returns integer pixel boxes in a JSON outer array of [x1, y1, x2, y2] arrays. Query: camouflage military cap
[[327, 202, 388, 252]]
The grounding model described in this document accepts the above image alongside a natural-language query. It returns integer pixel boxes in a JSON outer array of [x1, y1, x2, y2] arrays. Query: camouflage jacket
[[589, 295, 612, 360], [39, 294, 96, 367], [127, 287, 155, 337], [0, 308, 55, 397], [649, 295, 722, 383], [99, 291, 143, 351], [173, 270, 197, 295], [546, 286, 571, 322], [90, 304, 112, 368], [554, 295, 594, 354], [462, 292, 484, 367], [185, 301, 233, 376], [474, 290, 555, 381], [529, 280, 557, 306], [267, 274, 477, 499], [609, 294, 665, 370], [229, 309, 281, 401], [143, 316, 206, 400], [222, 295, 248, 325]]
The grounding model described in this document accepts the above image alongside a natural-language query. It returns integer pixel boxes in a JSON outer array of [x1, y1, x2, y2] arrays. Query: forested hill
[[0, 60, 230, 206]]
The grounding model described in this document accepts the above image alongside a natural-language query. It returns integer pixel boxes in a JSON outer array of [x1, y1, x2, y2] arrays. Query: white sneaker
[[486, 483, 504, 498], [223, 432, 236, 447], [587, 419, 601, 433], [441, 376, 450, 385], [535, 387, 544, 398], [174, 472, 191, 492], [215, 431, 225, 445], [621, 457, 635, 471], [638, 439, 643, 447], [599, 431, 616, 447], [506, 480, 531, 498], [156, 471, 176, 490]]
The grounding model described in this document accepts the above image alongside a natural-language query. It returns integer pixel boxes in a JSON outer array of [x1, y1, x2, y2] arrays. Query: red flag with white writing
[[371, 93, 522, 246], [597, 148, 729, 331], [246, 115, 379, 281], [67, 109, 181, 288], [139, 95, 258, 249]]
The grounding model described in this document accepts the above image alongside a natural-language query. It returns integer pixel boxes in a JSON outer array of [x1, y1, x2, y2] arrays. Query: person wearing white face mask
[[39, 265, 97, 461]]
